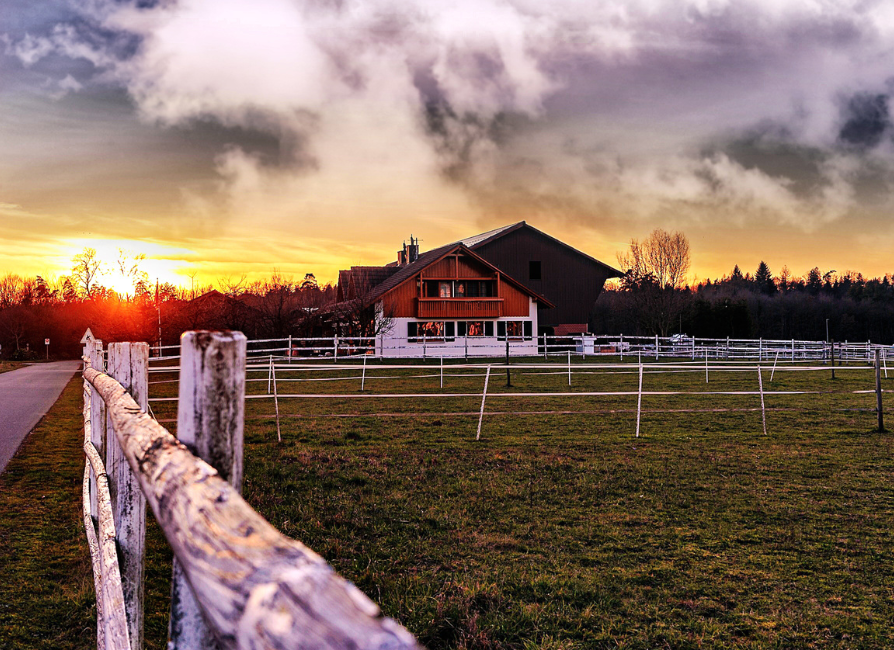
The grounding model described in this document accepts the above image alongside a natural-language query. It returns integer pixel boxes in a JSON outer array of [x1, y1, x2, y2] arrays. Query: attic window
[[529, 261, 542, 280]]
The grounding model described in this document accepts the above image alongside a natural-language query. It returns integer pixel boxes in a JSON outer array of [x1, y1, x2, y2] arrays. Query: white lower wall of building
[[376, 308, 540, 358]]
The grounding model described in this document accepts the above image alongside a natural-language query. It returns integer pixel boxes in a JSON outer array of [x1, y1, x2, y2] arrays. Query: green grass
[[0, 378, 172, 650], [6, 358, 894, 648]]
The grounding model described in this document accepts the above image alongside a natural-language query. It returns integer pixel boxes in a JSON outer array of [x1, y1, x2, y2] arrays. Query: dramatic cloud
[[5, 0, 894, 280]]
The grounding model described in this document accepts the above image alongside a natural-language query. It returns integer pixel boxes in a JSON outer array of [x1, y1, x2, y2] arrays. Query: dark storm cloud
[[839, 93, 891, 149]]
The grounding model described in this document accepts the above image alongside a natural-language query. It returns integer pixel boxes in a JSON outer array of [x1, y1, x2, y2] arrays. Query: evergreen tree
[[754, 261, 775, 294]]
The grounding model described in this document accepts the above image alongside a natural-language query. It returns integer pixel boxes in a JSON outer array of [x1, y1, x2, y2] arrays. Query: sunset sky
[[3, 0, 894, 288]]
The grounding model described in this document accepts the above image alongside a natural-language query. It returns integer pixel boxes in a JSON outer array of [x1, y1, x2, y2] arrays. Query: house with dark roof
[[459, 222, 623, 335], [334, 223, 621, 356], [334, 237, 554, 357]]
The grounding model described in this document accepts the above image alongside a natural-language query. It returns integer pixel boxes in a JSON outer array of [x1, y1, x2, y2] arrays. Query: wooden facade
[[379, 248, 542, 320]]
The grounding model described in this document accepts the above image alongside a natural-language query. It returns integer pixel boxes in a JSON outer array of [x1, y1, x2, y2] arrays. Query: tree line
[[0, 248, 335, 359], [593, 229, 894, 343]]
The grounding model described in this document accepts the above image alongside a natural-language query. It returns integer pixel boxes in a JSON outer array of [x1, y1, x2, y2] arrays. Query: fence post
[[636, 361, 644, 438], [567, 350, 571, 386], [87, 338, 105, 523], [334, 335, 338, 362], [169, 331, 246, 650], [758, 365, 767, 436], [543, 333, 547, 359], [271, 357, 281, 442], [476, 366, 491, 441], [655, 334, 659, 360], [362, 354, 368, 391], [106, 342, 149, 650], [831, 340, 836, 379], [759, 338, 763, 361], [620, 333, 624, 360], [505, 340, 512, 387], [876, 349, 885, 433], [288, 334, 292, 364]]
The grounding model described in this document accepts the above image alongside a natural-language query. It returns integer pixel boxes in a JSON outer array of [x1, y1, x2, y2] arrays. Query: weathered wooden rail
[[81, 330, 420, 650]]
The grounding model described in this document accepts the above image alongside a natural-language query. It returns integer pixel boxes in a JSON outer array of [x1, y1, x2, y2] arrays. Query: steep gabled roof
[[460, 221, 624, 277], [363, 242, 554, 308]]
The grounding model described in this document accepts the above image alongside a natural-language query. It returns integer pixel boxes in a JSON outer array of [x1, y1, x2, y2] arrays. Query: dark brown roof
[[460, 221, 623, 277]]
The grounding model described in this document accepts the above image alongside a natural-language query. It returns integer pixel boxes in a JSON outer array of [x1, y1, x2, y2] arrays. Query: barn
[[460, 222, 623, 335], [336, 240, 553, 357]]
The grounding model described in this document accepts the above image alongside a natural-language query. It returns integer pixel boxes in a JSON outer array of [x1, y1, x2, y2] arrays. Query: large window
[[497, 320, 534, 340], [422, 280, 496, 298], [408, 321, 455, 342], [457, 321, 494, 337]]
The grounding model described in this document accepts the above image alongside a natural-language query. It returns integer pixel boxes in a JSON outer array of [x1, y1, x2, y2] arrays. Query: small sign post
[[44, 338, 50, 360]]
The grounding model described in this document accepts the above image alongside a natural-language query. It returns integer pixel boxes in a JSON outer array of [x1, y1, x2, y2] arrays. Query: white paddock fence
[[147, 343, 890, 443], [80, 331, 420, 650], [149, 333, 891, 363]]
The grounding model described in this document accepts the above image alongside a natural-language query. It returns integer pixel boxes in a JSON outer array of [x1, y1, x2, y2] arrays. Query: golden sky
[[3, 0, 894, 288]]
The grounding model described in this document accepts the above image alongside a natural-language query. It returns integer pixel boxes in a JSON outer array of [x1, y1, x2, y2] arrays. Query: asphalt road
[[0, 360, 81, 474]]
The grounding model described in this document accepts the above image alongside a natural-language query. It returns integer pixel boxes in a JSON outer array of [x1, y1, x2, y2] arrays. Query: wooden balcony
[[417, 298, 503, 319]]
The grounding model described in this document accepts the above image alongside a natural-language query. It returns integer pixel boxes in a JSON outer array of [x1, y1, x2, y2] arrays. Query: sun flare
[[63, 239, 196, 294]]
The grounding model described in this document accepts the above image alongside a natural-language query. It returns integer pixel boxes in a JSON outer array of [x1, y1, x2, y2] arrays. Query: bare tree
[[617, 229, 692, 336], [618, 229, 690, 290], [71, 247, 104, 298]]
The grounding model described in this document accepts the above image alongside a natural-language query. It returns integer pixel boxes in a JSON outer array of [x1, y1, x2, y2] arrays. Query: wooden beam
[[82, 366, 420, 650], [169, 331, 246, 649], [105, 343, 148, 650]]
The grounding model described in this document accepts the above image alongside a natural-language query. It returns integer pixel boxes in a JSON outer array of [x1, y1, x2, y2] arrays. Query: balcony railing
[[417, 298, 503, 319]]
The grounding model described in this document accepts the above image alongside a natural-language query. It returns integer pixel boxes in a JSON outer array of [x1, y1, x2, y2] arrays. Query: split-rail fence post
[[169, 331, 246, 649], [86, 338, 105, 523], [105, 342, 149, 650]]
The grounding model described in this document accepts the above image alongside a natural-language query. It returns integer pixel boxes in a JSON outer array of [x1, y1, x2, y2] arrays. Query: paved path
[[0, 360, 81, 474]]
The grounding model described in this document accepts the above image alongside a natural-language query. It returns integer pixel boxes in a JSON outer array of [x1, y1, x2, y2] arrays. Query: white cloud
[[20, 0, 894, 237]]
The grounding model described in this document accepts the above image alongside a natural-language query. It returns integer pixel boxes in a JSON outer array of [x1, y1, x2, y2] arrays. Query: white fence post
[[169, 331, 247, 650], [770, 351, 780, 382], [567, 350, 572, 386], [758, 365, 768, 436], [476, 366, 491, 441], [620, 333, 624, 360], [106, 342, 149, 650], [361, 354, 367, 391], [440, 356, 444, 389], [655, 334, 659, 360], [334, 335, 338, 362], [636, 361, 644, 438], [87, 338, 105, 523]]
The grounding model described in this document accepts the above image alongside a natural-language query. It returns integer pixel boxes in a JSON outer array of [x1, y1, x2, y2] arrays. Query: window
[[408, 321, 454, 342], [439, 282, 452, 298], [466, 321, 485, 337], [497, 320, 534, 341], [529, 261, 541, 280], [455, 282, 466, 297]]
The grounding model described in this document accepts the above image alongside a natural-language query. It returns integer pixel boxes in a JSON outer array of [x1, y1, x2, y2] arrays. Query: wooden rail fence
[[81, 330, 419, 650]]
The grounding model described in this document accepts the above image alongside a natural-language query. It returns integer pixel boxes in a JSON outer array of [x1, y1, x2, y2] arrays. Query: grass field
[[148, 356, 894, 649], [4, 357, 894, 648]]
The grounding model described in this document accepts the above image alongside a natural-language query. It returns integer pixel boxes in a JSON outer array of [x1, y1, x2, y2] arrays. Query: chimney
[[397, 236, 420, 266]]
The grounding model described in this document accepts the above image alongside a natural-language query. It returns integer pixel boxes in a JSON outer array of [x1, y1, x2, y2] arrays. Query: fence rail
[[81, 331, 419, 650], [149, 334, 892, 364]]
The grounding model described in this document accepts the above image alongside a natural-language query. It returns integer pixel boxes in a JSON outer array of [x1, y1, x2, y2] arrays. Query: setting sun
[[62, 239, 196, 295]]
